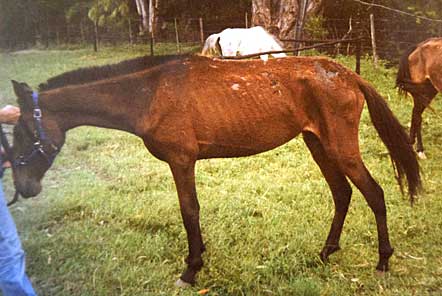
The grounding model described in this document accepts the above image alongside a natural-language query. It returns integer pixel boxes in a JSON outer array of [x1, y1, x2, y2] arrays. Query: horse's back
[[167, 56, 362, 158], [216, 26, 286, 58]]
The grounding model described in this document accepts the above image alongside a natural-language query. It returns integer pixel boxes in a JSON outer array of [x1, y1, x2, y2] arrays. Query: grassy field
[[0, 45, 441, 296]]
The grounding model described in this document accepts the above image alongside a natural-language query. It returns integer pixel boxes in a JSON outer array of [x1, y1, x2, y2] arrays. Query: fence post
[[45, 8, 50, 48], [66, 23, 70, 45], [56, 24, 60, 47], [355, 38, 361, 75], [149, 32, 154, 56], [128, 17, 133, 45], [370, 14, 378, 67], [174, 18, 181, 53], [93, 21, 99, 52], [80, 20, 86, 44], [93, 0, 99, 52], [199, 17, 204, 45], [293, 0, 309, 55]]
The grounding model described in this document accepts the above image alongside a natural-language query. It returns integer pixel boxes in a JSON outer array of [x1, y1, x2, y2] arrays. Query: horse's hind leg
[[410, 96, 426, 156], [169, 161, 205, 287], [410, 94, 433, 158], [335, 152, 394, 271], [302, 132, 353, 262]]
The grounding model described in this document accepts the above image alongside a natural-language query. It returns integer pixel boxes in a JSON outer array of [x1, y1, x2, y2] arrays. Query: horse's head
[[218, 29, 242, 57], [11, 80, 65, 198]]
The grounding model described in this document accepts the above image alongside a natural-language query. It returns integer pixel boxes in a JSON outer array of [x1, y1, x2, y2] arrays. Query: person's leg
[[0, 183, 36, 296]]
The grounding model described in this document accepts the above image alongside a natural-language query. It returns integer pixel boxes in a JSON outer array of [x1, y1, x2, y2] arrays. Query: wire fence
[[2, 14, 441, 64]]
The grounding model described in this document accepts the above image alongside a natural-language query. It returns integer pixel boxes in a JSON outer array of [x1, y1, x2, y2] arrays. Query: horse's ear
[[11, 80, 33, 111]]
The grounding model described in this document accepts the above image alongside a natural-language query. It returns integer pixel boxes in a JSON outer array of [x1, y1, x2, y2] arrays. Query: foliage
[[0, 0, 253, 49], [88, 0, 130, 27], [158, 0, 252, 19], [0, 0, 39, 48], [1, 46, 441, 295], [304, 15, 328, 39], [66, 1, 92, 23]]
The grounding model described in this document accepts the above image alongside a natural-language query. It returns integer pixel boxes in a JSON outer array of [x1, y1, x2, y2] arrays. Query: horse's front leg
[[169, 161, 205, 287]]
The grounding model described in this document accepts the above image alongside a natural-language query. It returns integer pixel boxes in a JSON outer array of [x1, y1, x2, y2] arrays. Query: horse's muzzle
[[14, 179, 42, 198]]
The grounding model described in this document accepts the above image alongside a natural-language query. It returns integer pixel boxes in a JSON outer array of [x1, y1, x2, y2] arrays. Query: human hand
[[0, 105, 21, 124]]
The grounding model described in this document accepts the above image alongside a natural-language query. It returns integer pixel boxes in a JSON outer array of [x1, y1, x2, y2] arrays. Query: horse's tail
[[395, 44, 418, 96], [358, 80, 421, 203], [395, 43, 438, 105]]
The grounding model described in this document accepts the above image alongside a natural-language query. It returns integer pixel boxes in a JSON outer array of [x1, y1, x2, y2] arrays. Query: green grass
[[1, 45, 442, 295]]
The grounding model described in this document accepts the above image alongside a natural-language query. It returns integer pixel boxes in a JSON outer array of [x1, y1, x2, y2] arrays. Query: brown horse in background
[[11, 55, 420, 287], [396, 37, 442, 159]]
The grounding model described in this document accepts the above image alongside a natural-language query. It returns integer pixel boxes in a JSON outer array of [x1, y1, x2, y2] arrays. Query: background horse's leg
[[411, 92, 436, 159], [410, 96, 427, 158], [336, 155, 394, 272], [302, 132, 353, 262], [169, 161, 205, 287]]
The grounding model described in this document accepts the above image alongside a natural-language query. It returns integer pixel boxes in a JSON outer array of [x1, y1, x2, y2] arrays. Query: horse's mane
[[38, 54, 189, 91]]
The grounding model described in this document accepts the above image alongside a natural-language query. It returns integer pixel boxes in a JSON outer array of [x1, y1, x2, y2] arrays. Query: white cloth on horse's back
[[201, 26, 286, 61]]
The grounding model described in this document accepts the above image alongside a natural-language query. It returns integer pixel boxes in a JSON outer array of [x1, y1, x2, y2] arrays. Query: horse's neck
[[42, 81, 145, 134]]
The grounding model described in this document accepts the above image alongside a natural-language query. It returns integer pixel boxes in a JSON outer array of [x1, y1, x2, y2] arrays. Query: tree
[[251, 0, 323, 40], [134, 0, 158, 35], [134, 0, 149, 33], [87, 0, 131, 29]]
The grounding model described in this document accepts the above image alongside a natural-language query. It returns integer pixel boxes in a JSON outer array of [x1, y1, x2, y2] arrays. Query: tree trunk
[[134, 0, 158, 40], [148, 0, 154, 34], [294, 0, 309, 40], [252, 0, 323, 40], [134, 0, 149, 34]]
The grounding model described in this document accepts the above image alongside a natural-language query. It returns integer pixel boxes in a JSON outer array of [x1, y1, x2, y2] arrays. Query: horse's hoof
[[417, 151, 427, 159], [175, 278, 192, 288], [319, 245, 341, 262], [375, 269, 386, 277]]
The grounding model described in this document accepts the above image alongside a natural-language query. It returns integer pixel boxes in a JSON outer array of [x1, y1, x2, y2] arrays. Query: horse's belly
[[196, 118, 301, 159], [191, 71, 306, 159]]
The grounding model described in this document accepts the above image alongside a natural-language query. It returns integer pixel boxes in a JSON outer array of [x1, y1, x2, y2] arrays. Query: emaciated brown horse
[[11, 55, 421, 287], [396, 37, 442, 159]]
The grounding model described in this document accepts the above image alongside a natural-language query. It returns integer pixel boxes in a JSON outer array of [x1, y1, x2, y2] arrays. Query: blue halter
[[13, 92, 59, 167], [32, 91, 48, 140]]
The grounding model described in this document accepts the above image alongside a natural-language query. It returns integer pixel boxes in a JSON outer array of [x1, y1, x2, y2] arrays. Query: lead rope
[[0, 124, 21, 206]]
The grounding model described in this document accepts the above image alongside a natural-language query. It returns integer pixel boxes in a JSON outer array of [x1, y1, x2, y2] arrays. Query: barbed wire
[[2, 16, 439, 63], [353, 0, 442, 23]]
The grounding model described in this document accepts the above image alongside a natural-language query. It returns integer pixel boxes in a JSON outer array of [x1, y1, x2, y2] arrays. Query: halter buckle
[[33, 108, 42, 119]]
